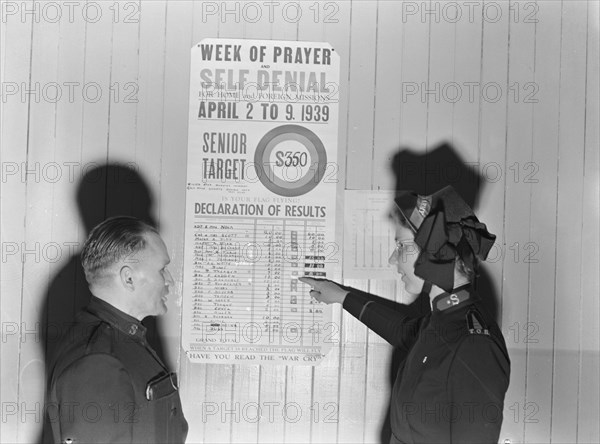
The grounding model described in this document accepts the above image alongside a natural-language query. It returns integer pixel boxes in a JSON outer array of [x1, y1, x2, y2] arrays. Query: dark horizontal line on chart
[[196, 118, 328, 124]]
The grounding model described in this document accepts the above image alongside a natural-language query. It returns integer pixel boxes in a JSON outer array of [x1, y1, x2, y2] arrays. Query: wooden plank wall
[[1, 1, 598, 443]]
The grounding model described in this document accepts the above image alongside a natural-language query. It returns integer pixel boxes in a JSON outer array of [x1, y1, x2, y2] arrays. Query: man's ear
[[120, 265, 135, 291]]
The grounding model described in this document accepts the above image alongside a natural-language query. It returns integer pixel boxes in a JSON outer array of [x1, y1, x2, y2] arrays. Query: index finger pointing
[[298, 277, 317, 286]]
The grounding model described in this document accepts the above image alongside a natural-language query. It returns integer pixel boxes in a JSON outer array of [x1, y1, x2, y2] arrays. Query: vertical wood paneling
[[182, 5, 220, 441], [204, 364, 235, 442], [69, 9, 108, 317], [274, 3, 298, 41], [160, 0, 194, 299], [105, 8, 139, 165], [18, 10, 63, 442], [241, 0, 273, 40], [339, 5, 377, 442], [135, 0, 181, 381], [426, 1, 456, 149], [452, 6, 483, 163], [399, 1, 429, 149], [0, 0, 6, 80], [283, 365, 313, 443], [79, 2, 113, 221], [519, 2, 561, 442], [230, 365, 260, 443], [296, 0, 322, 41], [552, 1, 588, 441], [364, 280, 394, 444], [162, 0, 198, 440], [136, 0, 167, 226], [309, 315, 343, 444], [104, 11, 145, 390], [503, 2, 536, 442], [0, 2, 33, 441], [43, 0, 87, 379], [207, 5, 246, 443], [372, 0, 403, 191], [337, 278, 369, 443], [281, 13, 324, 444], [218, 1, 246, 38], [257, 366, 287, 443], [322, 0, 351, 194], [344, 1, 377, 191], [314, 2, 351, 443], [578, 3, 600, 441], [475, 5, 512, 439], [524, 2, 561, 442], [476, 2, 509, 310]]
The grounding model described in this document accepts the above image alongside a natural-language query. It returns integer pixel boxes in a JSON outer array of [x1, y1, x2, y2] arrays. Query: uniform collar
[[431, 284, 473, 313], [87, 296, 147, 341]]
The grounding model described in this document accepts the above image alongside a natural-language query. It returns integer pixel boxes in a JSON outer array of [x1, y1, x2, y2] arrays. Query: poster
[[182, 39, 340, 365], [343, 190, 398, 280]]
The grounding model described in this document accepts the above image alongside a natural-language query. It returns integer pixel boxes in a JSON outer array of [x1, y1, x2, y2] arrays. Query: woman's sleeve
[[447, 335, 510, 443], [343, 292, 423, 350]]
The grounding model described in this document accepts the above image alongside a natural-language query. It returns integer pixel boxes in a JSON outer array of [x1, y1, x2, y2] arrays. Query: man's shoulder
[[64, 310, 115, 349], [51, 312, 120, 377], [52, 352, 135, 410], [58, 350, 126, 378]]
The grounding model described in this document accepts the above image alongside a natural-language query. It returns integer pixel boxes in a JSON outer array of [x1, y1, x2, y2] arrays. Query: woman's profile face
[[389, 224, 424, 295]]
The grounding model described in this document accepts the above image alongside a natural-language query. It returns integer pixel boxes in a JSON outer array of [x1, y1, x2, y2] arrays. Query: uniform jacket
[[344, 285, 510, 444], [48, 297, 188, 444]]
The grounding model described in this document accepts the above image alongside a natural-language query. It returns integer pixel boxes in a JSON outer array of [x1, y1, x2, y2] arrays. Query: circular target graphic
[[254, 125, 327, 197]]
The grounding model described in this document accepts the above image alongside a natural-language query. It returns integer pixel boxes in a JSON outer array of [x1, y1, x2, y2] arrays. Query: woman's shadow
[[38, 164, 167, 443], [377, 143, 501, 443]]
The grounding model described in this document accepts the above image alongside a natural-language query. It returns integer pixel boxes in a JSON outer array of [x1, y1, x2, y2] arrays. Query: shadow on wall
[[38, 163, 166, 443], [378, 142, 501, 444]]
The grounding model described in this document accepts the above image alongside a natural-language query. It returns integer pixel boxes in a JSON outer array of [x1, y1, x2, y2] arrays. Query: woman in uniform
[[300, 185, 510, 444]]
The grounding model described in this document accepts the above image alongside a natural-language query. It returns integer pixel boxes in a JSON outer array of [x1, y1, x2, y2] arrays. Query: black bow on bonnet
[[394, 186, 496, 292]]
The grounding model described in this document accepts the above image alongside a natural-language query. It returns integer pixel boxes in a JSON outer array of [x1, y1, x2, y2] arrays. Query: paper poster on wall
[[182, 39, 340, 365], [343, 190, 398, 280]]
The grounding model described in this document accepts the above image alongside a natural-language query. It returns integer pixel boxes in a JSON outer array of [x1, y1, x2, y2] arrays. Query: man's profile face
[[130, 232, 174, 318]]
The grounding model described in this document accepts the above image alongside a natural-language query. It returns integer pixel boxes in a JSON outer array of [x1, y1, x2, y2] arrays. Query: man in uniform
[[48, 216, 188, 443]]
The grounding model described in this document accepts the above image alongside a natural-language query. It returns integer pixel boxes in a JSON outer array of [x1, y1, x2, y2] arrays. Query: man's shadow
[[38, 164, 167, 443], [377, 143, 501, 443]]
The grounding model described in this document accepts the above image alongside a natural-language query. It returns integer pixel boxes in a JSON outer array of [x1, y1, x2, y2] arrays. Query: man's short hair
[[81, 216, 157, 285]]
